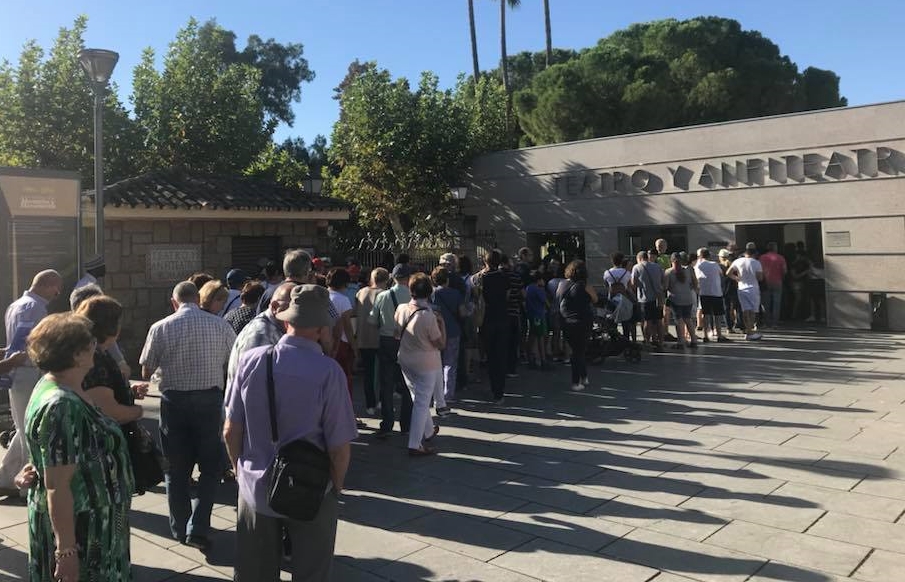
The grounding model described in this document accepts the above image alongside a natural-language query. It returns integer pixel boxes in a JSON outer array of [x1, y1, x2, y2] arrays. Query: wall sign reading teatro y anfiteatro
[[553, 145, 905, 197]]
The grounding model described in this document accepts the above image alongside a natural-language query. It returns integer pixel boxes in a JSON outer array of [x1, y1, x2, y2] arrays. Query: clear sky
[[2, 0, 904, 146]]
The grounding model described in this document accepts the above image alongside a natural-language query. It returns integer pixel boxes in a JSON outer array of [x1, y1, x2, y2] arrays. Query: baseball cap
[[745, 242, 757, 252], [226, 269, 249, 284], [439, 252, 457, 266], [718, 249, 731, 259], [276, 285, 334, 328], [391, 263, 412, 279], [311, 257, 325, 269]]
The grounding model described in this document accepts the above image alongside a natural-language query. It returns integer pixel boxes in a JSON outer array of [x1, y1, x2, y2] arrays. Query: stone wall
[[102, 218, 329, 369]]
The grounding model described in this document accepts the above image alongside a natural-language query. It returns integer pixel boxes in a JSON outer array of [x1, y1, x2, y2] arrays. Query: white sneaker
[[571, 383, 584, 391], [746, 333, 763, 341], [581, 376, 590, 386]]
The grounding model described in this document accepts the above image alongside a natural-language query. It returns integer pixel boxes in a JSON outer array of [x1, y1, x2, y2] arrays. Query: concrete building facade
[[463, 101, 905, 330]]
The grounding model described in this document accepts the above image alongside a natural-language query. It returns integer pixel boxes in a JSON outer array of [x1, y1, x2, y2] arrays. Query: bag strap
[[266, 346, 278, 444], [390, 290, 399, 309], [224, 294, 241, 314], [400, 307, 427, 340]]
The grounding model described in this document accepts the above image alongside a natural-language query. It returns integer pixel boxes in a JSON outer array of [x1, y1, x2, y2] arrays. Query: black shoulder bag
[[265, 347, 332, 521]]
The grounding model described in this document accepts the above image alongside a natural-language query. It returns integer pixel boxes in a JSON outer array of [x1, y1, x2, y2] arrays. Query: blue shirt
[[525, 284, 547, 319], [3, 290, 49, 383], [431, 286, 463, 338], [226, 335, 358, 517]]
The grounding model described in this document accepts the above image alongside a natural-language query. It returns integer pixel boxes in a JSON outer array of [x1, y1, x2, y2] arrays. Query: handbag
[[264, 347, 332, 521], [124, 422, 166, 495], [396, 307, 427, 360]]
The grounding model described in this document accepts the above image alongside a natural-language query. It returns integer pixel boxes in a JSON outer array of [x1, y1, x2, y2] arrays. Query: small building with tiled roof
[[81, 169, 350, 362]]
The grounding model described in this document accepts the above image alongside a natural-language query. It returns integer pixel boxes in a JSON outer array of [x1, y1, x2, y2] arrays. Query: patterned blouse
[[25, 377, 134, 581]]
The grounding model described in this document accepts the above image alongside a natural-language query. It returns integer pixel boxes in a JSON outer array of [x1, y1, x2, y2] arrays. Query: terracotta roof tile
[[84, 169, 347, 212]]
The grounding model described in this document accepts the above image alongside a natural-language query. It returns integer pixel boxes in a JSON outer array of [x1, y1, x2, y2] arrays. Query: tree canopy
[[328, 62, 509, 237], [0, 16, 141, 184], [0, 16, 315, 183], [514, 17, 847, 145]]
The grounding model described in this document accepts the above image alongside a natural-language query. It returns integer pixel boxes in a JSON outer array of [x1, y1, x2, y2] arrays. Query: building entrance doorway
[[734, 222, 825, 323], [526, 231, 585, 266]]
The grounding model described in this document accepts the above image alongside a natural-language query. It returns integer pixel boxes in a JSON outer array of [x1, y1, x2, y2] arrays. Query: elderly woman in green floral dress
[[24, 312, 134, 582]]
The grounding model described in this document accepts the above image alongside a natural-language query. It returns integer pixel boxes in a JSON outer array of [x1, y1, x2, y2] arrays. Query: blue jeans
[[441, 337, 460, 402], [159, 388, 224, 540], [763, 285, 783, 326]]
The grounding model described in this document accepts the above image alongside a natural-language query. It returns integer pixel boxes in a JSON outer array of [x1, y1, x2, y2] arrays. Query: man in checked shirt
[[140, 281, 236, 553]]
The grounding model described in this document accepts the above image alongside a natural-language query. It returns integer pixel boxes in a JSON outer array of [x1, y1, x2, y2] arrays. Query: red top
[[759, 252, 787, 286]]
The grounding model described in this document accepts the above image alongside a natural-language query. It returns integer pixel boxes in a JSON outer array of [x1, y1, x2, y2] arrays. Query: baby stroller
[[588, 295, 643, 364], [0, 391, 14, 449]]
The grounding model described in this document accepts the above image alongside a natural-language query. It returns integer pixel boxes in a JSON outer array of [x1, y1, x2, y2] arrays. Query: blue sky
[[2, 1, 904, 146]]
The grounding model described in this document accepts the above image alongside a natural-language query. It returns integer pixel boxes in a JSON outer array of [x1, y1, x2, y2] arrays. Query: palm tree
[[500, 0, 521, 95], [543, 0, 552, 67], [468, 0, 480, 82]]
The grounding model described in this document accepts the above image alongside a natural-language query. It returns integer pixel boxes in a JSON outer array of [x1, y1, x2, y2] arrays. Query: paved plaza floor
[[3, 328, 905, 581]]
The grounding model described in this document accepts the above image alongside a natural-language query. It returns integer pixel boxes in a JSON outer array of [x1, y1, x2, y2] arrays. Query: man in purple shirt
[[0, 269, 62, 495], [225, 284, 357, 581]]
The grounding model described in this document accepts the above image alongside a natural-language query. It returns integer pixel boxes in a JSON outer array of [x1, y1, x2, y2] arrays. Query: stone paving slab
[[1, 329, 905, 581], [705, 520, 870, 576], [491, 537, 659, 582], [602, 527, 766, 582]]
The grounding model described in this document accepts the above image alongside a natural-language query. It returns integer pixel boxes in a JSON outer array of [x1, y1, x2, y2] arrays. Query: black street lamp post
[[78, 48, 119, 265]]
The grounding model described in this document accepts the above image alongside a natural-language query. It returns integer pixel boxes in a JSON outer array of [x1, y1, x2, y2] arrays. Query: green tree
[[132, 19, 271, 173], [514, 17, 847, 145], [196, 21, 315, 127], [330, 63, 493, 237], [244, 142, 309, 188], [0, 16, 141, 183]]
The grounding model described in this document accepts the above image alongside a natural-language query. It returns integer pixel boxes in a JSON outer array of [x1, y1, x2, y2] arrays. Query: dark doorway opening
[[734, 222, 825, 323], [618, 225, 689, 257], [527, 231, 586, 266]]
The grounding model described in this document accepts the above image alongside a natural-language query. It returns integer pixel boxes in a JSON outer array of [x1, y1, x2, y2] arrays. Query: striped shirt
[[140, 303, 236, 392], [226, 310, 285, 389]]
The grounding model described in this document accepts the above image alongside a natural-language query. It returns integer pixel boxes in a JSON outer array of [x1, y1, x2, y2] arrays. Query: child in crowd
[[525, 270, 550, 370]]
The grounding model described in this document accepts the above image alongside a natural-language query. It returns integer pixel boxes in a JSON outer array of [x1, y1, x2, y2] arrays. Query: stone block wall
[[102, 218, 329, 370]]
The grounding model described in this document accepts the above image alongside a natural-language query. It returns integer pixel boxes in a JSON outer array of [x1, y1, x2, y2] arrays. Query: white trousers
[[401, 366, 442, 450], [0, 367, 42, 488]]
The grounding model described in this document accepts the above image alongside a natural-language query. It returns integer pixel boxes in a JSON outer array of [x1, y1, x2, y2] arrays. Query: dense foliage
[[329, 62, 510, 236], [0, 17, 314, 182], [513, 17, 847, 145]]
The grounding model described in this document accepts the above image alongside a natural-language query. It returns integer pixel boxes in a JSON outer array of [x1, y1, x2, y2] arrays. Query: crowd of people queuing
[[0, 237, 825, 581]]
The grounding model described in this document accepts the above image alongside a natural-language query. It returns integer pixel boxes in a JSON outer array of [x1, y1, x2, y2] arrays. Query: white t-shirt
[[694, 260, 724, 297], [329, 289, 353, 343], [730, 256, 763, 291], [603, 267, 630, 287]]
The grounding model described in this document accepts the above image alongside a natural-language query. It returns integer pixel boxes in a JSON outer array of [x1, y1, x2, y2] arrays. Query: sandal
[[408, 445, 437, 457], [355, 418, 367, 429], [425, 425, 440, 442]]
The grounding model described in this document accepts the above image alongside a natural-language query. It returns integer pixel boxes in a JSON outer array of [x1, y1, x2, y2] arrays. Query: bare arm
[[45, 464, 79, 579], [88, 387, 142, 424], [0, 351, 27, 375], [726, 267, 740, 282], [223, 419, 244, 472], [328, 443, 351, 492]]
